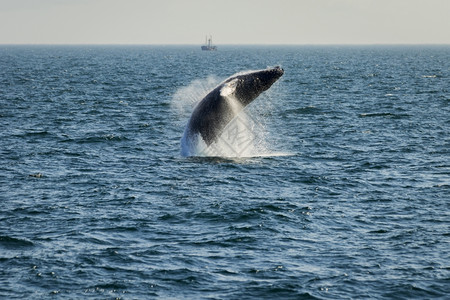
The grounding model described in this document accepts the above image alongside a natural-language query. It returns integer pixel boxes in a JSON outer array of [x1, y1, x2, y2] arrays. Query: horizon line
[[1, 43, 449, 46]]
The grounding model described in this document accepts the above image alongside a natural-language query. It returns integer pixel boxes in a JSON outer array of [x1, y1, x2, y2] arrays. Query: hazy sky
[[1, 0, 449, 44]]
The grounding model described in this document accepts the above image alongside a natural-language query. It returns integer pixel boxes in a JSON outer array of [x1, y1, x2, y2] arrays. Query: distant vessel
[[201, 35, 217, 51]]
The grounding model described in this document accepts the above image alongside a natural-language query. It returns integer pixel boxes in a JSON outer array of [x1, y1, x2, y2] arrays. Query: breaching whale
[[181, 66, 284, 156]]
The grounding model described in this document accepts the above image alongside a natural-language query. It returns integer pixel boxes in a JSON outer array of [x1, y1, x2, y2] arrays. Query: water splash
[[171, 76, 219, 120]]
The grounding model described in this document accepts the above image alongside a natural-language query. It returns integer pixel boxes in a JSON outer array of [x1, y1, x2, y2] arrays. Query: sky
[[0, 0, 449, 45]]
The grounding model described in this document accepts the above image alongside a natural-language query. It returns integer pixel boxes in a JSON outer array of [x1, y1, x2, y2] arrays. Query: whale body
[[181, 67, 284, 156]]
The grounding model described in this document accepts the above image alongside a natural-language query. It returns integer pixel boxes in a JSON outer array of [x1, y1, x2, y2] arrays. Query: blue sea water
[[0, 45, 449, 299]]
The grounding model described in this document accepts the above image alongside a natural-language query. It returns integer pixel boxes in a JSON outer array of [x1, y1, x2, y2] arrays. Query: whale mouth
[[256, 66, 284, 90], [264, 66, 284, 81], [272, 66, 284, 74]]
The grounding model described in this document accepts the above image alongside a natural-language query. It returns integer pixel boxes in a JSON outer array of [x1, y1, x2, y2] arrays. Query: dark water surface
[[1, 45, 449, 299]]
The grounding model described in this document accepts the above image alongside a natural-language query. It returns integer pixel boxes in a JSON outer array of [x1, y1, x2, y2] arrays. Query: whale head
[[226, 66, 284, 106]]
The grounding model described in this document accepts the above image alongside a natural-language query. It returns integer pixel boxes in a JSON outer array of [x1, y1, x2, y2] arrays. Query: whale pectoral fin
[[219, 78, 238, 97]]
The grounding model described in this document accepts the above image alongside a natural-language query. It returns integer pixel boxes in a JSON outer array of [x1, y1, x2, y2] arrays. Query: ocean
[[0, 45, 449, 299]]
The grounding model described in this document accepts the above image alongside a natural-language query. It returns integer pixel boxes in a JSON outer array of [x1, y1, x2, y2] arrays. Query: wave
[[358, 112, 411, 119], [0, 235, 34, 248], [61, 134, 129, 144]]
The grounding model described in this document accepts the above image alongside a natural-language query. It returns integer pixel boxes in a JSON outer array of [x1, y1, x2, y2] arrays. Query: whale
[[181, 66, 284, 156]]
